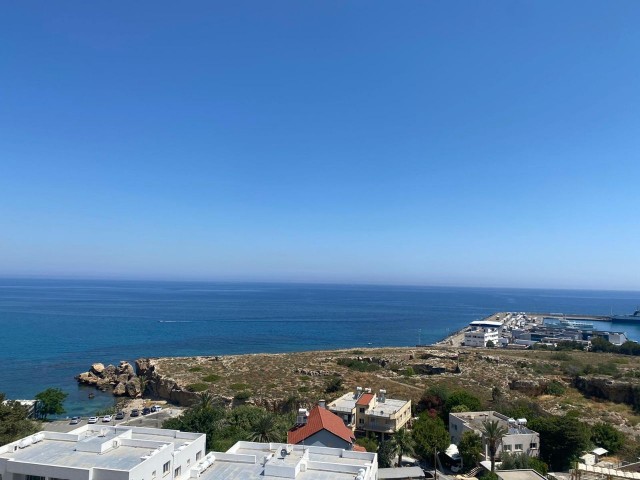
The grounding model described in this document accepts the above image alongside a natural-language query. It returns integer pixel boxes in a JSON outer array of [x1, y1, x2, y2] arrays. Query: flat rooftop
[[365, 398, 408, 417], [328, 391, 409, 415], [198, 442, 376, 480], [0, 425, 203, 472], [497, 470, 547, 480], [451, 411, 537, 435]]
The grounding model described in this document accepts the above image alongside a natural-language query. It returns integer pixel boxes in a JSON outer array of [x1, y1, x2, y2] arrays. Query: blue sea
[[0, 278, 638, 416]]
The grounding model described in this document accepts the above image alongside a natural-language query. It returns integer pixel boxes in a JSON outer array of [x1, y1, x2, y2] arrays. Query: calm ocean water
[[0, 278, 638, 416]]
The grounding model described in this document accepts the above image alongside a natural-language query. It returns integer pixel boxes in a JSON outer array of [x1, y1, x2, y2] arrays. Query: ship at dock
[[609, 309, 640, 323]]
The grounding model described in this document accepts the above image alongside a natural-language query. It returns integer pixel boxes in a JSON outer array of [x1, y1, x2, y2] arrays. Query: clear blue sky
[[1, 1, 639, 290]]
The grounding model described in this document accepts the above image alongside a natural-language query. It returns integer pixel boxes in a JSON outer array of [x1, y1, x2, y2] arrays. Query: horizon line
[[0, 274, 639, 294]]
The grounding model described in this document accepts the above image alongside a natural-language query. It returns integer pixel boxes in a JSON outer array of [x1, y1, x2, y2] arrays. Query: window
[[359, 408, 365, 413], [187, 459, 191, 466], [359, 418, 364, 424], [26, 477, 45, 480], [174, 467, 181, 478], [503, 445, 512, 451], [163, 461, 170, 476], [515, 444, 523, 451], [196, 451, 202, 461], [530, 442, 538, 449], [453, 424, 457, 430], [152, 471, 157, 479]]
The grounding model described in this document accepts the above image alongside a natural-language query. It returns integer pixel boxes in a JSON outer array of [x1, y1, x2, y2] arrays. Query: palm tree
[[198, 391, 214, 410], [249, 413, 281, 443], [481, 419, 508, 472], [393, 428, 415, 467]]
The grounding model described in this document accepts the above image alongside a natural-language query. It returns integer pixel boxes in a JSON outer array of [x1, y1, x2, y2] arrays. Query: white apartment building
[[197, 441, 378, 480], [449, 411, 539, 459], [0, 424, 205, 480], [464, 328, 500, 347], [0, 431, 377, 480]]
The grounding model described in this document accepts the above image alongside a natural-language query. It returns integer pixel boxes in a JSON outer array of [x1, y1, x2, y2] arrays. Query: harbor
[[435, 310, 635, 349]]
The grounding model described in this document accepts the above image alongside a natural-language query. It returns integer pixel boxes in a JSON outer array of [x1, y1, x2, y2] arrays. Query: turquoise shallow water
[[0, 278, 638, 416]]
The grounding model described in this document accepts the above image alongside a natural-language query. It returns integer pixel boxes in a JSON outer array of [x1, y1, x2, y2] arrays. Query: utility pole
[[434, 447, 438, 480]]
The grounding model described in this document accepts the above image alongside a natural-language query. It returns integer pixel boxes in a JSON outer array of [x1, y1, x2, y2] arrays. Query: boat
[[558, 319, 594, 329], [610, 309, 640, 323], [88, 393, 95, 399]]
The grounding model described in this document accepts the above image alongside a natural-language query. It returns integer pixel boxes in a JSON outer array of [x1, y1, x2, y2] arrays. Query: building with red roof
[[287, 405, 360, 450]]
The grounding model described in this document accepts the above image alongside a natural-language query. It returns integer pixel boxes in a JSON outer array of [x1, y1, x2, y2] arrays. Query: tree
[[486, 340, 495, 348], [412, 412, 450, 463], [591, 422, 624, 454], [0, 394, 40, 446], [198, 391, 215, 410], [355, 435, 378, 453], [394, 427, 415, 466], [249, 413, 281, 443], [458, 431, 482, 471], [529, 413, 591, 471], [481, 419, 508, 472], [444, 391, 482, 416], [34, 388, 68, 420], [378, 440, 395, 468], [491, 386, 503, 403]]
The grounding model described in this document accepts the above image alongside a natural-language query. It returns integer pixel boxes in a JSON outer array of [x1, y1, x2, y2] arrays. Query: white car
[[151, 406, 162, 413], [102, 415, 112, 422], [87, 416, 98, 424], [70, 416, 80, 425]]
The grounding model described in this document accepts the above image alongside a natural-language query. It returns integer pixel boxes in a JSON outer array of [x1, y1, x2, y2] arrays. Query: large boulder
[[118, 361, 135, 377], [90, 363, 105, 376], [113, 382, 127, 396], [125, 378, 141, 398]]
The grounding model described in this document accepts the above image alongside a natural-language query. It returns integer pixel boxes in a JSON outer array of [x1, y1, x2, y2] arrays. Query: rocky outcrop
[[574, 375, 640, 407], [509, 378, 548, 396], [75, 360, 141, 398], [136, 358, 200, 406]]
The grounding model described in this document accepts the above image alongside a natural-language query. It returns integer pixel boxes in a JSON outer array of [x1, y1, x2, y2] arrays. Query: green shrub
[[325, 376, 343, 394], [336, 358, 380, 372], [189, 366, 203, 372], [230, 383, 250, 391], [545, 380, 566, 396], [186, 383, 209, 392], [202, 374, 221, 383], [298, 386, 310, 393], [234, 391, 251, 401]]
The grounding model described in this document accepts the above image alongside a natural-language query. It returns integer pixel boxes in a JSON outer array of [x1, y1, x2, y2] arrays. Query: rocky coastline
[[75, 360, 143, 398]]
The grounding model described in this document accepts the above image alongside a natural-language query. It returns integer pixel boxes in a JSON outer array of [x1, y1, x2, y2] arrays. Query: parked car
[[70, 416, 80, 425], [130, 409, 140, 417], [102, 415, 112, 422], [87, 416, 98, 424], [151, 405, 162, 413], [115, 411, 125, 420], [142, 407, 151, 415]]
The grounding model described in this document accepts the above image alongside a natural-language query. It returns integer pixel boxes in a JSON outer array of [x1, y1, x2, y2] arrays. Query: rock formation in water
[[75, 360, 142, 398]]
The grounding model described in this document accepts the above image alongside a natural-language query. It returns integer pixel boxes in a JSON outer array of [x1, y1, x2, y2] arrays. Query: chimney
[[379, 389, 386, 403], [296, 408, 309, 425], [318, 400, 326, 409]]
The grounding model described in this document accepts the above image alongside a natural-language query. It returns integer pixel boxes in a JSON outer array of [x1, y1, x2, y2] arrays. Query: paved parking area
[[46, 408, 184, 432]]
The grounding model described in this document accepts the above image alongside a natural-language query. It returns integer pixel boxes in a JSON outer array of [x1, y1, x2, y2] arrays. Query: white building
[[449, 411, 539, 459], [0, 430, 377, 480], [0, 424, 205, 480], [464, 329, 500, 347], [197, 441, 378, 480]]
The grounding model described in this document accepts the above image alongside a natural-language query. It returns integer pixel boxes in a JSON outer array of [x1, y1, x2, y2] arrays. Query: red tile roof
[[355, 393, 375, 406], [352, 444, 367, 452], [287, 406, 355, 445]]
